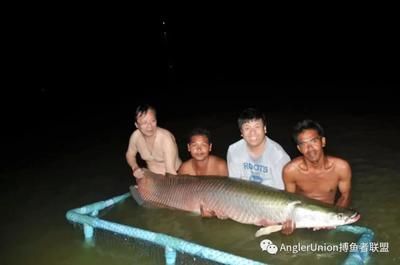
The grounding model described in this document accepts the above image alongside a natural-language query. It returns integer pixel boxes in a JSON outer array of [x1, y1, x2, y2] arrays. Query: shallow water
[[1, 100, 399, 265]]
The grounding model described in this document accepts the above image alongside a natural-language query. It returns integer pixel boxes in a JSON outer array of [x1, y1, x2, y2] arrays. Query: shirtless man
[[126, 104, 182, 178], [281, 119, 352, 235], [178, 128, 228, 176]]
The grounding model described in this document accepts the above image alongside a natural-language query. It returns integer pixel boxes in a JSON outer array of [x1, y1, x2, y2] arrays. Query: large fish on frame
[[130, 169, 360, 236]]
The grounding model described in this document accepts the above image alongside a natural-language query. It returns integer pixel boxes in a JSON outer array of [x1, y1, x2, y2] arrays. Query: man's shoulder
[[180, 159, 191, 166], [130, 129, 141, 141], [228, 139, 245, 152], [178, 159, 193, 173], [210, 155, 226, 164], [328, 156, 351, 170], [267, 137, 286, 152], [287, 156, 303, 163], [266, 137, 290, 160], [157, 127, 172, 135], [157, 127, 176, 139], [284, 157, 303, 170]]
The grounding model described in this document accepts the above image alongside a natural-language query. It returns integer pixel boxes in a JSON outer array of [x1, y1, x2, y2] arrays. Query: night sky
[[3, 16, 398, 172], [12, 15, 396, 89]]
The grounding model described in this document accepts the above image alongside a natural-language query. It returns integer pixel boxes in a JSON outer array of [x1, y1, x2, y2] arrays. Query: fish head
[[294, 202, 360, 229], [323, 207, 361, 226]]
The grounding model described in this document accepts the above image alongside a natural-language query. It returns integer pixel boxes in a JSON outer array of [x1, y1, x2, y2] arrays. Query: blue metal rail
[[66, 192, 374, 265]]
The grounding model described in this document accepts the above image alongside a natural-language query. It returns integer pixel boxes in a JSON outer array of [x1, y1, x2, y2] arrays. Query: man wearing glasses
[[281, 119, 352, 235]]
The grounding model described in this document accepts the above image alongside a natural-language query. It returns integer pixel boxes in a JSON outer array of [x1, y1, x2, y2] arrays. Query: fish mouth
[[347, 212, 361, 223]]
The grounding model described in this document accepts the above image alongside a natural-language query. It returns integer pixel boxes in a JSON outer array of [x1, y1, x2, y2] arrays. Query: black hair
[[188, 127, 212, 144], [292, 119, 325, 144], [238, 108, 266, 129], [135, 104, 157, 122]]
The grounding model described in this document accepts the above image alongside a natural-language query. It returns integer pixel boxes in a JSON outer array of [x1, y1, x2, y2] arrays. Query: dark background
[[11, 14, 397, 90], [1, 14, 399, 265], [3, 15, 398, 173]]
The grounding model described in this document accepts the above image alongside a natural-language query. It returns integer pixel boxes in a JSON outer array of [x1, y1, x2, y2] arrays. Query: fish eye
[[337, 213, 343, 219]]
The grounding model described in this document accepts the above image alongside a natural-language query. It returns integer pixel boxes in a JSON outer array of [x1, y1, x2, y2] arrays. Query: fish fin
[[200, 205, 215, 217], [285, 200, 301, 219], [255, 225, 283, 237], [200, 205, 228, 219], [129, 185, 144, 206], [287, 200, 301, 209], [216, 214, 229, 220]]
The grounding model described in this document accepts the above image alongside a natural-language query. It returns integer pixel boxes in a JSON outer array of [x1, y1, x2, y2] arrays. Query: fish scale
[[134, 170, 360, 236]]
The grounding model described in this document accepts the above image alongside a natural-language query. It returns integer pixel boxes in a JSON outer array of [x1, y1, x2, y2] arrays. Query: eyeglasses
[[297, 136, 321, 147]]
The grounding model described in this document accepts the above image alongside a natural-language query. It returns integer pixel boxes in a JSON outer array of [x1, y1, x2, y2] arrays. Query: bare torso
[[283, 156, 351, 205], [128, 127, 181, 175], [178, 155, 228, 176]]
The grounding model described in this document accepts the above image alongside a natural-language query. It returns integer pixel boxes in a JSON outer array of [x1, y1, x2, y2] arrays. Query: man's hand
[[281, 219, 296, 235], [133, 167, 145, 179]]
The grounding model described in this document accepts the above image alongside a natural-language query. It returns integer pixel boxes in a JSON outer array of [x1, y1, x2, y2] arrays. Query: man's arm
[[227, 147, 240, 178], [283, 163, 297, 193], [274, 154, 291, 190], [217, 159, 229, 176], [163, 135, 180, 175], [126, 133, 139, 175], [177, 161, 190, 175], [336, 160, 352, 208], [281, 163, 297, 235]]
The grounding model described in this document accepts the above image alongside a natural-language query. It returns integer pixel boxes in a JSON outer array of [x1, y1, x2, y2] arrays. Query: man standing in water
[[178, 127, 228, 176], [126, 104, 182, 178], [282, 119, 352, 235], [227, 108, 290, 189]]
